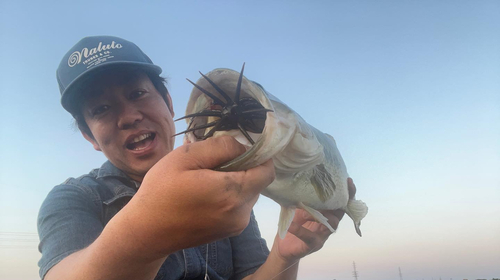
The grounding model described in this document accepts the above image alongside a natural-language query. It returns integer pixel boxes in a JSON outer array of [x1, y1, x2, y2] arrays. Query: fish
[[177, 64, 368, 238]]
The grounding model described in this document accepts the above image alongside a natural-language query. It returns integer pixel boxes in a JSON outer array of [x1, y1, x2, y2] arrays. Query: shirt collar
[[95, 160, 142, 189], [96, 160, 131, 180]]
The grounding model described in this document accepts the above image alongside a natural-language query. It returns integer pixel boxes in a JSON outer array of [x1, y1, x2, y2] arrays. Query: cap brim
[[61, 61, 162, 115]]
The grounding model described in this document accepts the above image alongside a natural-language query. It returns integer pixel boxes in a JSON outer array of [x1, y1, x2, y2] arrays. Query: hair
[[73, 70, 171, 139]]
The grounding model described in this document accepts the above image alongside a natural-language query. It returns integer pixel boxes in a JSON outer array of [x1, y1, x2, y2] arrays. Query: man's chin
[[125, 166, 150, 182], [112, 145, 169, 181], [117, 158, 158, 182]]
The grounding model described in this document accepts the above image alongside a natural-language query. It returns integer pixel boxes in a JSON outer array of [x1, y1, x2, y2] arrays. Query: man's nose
[[117, 102, 143, 129]]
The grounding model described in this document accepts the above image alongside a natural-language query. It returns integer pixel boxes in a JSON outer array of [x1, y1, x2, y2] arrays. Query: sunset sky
[[0, 1, 499, 279]]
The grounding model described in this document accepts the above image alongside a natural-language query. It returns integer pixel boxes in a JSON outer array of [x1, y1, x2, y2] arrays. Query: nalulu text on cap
[[68, 41, 123, 68]]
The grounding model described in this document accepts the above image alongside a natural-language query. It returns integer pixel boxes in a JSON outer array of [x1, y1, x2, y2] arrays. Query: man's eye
[[130, 91, 146, 100], [92, 105, 109, 116]]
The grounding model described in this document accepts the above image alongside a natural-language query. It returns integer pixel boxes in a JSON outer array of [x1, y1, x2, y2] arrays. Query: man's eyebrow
[[82, 87, 104, 102], [80, 70, 147, 102], [117, 70, 144, 86]]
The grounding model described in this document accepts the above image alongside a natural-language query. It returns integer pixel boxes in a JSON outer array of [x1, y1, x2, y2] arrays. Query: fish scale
[[181, 66, 368, 239]]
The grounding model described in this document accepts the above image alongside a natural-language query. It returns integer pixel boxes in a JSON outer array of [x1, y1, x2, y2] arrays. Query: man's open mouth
[[126, 133, 156, 151]]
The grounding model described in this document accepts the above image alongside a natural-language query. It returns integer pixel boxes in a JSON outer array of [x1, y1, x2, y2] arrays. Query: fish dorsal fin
[[325, 133, 336, 142], [310, 163, 336, 202], [278, 206, 296, 239]]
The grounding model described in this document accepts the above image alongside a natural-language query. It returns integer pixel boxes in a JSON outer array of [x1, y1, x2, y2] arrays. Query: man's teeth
[[131, 133, 151, 144]]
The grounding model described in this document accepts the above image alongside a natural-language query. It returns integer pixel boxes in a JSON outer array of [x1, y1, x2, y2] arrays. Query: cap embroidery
[[68, 41, 123, 68]]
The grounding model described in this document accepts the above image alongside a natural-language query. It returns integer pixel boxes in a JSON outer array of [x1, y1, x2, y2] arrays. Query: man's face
[[81, 70, 175, 182]]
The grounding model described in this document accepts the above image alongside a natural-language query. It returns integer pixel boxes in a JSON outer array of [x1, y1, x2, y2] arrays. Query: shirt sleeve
[[229, 211, 270, 280], [37, 182, 103, 279]]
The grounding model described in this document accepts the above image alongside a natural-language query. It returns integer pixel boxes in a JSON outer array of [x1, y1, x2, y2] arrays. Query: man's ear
[[81, 131, 102, 151]]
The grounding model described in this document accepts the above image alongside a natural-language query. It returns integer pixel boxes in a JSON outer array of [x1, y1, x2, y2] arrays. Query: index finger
[[194, 158, 275, 209], [237, 158, 275, 199], [171, 136, 247, 171]]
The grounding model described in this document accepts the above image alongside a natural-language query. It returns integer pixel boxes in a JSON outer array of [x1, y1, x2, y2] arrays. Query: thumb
[[347, 177, 357, 199], [171, 136, 247, 171]]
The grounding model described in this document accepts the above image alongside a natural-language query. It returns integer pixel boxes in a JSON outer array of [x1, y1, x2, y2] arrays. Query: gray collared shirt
[[37, 161, 269, 279]]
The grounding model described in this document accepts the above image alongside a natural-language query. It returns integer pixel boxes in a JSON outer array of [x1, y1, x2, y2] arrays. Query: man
[[38, 36, 354, 280]]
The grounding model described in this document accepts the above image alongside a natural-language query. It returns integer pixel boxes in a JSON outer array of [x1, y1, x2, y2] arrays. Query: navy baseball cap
[[57, 36, 162, 114]]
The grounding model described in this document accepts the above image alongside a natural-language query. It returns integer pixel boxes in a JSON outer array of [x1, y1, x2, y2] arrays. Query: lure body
[[182, 67, 368, 238]]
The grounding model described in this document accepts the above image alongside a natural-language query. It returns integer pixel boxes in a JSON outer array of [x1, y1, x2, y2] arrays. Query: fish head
[[181, 65, 298, 172], [182, 67, 277, 168]]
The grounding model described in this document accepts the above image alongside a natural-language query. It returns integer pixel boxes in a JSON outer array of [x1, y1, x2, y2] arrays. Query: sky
[[0, 1, 499, 279]]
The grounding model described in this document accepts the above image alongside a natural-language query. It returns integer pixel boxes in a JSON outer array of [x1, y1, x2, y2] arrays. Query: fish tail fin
[[298, 202, 336, 233], [278, 206, 296, 239], [346, 199, 368, 237]]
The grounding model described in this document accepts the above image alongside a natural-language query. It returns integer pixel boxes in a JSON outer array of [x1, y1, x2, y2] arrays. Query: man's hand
[[119, 135, 276, 260], [242, 178, 357, 280], [45, 136, 274, 280], [273, 178, 357, 262]]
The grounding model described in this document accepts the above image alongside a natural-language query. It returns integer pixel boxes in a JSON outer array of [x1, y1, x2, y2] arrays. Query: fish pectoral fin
[[345, 199, 368, 237], [310, 163, 336, 202], [298, 202, 336, 233], [278, 206, 296, 239]]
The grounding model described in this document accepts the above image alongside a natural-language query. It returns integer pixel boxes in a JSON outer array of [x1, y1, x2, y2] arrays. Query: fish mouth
[[175, 63, 273, 145]]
